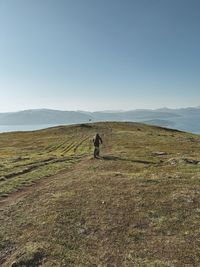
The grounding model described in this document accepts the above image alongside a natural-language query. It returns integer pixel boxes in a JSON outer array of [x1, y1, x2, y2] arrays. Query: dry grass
[[0, 122, 200, 266]]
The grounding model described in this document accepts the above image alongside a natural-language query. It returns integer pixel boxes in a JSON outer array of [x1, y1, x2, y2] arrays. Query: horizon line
[[0, 105, 199, 114]]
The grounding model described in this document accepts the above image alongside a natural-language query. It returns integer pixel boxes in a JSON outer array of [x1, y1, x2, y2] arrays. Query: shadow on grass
[[102, 155, 156, 165]]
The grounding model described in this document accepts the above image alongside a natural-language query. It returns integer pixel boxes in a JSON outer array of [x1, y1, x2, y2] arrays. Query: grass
[[0, 122, 200, 266], [0, 124, 92, 196]]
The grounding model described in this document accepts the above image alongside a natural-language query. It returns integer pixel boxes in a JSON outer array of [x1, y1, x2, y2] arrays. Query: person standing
[[93, 133, 103, 158]]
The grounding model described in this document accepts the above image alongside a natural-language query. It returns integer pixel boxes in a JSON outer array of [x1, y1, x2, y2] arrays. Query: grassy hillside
[[0, 122, 200, 266]]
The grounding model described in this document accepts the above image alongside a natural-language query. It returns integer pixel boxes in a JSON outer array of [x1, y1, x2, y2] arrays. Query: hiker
[[93, 133, 103, 158]]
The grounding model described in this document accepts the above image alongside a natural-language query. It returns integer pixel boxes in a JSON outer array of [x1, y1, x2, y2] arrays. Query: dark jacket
[[93, 134, 103, 147]]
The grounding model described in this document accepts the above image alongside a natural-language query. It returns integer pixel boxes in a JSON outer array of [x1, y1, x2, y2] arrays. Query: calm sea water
[[0, 122, 199, 134], [0, 124, 63, 133]]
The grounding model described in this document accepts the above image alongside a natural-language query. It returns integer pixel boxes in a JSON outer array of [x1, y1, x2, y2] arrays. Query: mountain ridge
[[0, 107, 199, 133]]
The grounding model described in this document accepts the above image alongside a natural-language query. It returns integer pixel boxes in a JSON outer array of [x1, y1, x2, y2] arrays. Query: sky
[[0, 0, 200, 112]]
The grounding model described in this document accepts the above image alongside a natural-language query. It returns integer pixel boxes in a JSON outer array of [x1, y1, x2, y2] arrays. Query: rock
[[182, 158, 200, 165], [78, 228, 86, 234], [78, 227, 88, 235], [114, 172, 122, 177], [0, 176, 6, 181], [153, 152, 167, 156], [167, 158, 177, 165]]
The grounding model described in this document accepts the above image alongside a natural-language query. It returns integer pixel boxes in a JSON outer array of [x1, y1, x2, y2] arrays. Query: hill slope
[[0, 122, 200, 266]]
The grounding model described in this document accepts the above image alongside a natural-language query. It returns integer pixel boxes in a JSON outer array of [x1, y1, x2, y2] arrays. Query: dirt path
[[0, 132, 108, 210], [0, 155, 93, 209], [0, 170, 64, 209]]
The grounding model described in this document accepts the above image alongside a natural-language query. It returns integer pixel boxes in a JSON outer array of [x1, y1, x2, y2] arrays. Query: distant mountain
[[0, 109, 93, 125], [92, 110, 180, 121], [0, 107, 199, 133], [142, 119, 176, 128]]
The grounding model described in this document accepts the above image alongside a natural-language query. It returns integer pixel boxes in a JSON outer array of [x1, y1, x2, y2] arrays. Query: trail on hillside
[[0, 157, 88, 209], [1, 122, 200, 267], [0, 129, 110, 208]]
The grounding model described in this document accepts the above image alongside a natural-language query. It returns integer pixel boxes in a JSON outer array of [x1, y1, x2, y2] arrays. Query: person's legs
[[94, 146, 99, 158], [94, 147, 97, 158], [96, 147, 100, 157]]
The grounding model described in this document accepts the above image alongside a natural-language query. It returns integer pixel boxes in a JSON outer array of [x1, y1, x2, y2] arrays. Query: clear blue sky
[[0, 0, 200, 112]]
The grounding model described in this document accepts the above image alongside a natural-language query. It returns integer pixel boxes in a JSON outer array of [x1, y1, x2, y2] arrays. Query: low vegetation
[[0, 122, 200, 266]]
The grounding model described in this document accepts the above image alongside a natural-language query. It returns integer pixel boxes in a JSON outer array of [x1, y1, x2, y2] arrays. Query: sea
[[0, 122, 199, 134], [0, 124, 62, 133]]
